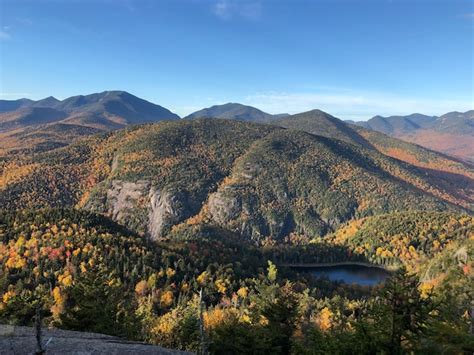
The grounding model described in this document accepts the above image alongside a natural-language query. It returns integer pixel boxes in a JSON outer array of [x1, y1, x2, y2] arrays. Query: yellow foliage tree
[[316, 307, 333, 331], [135, 280, 149, 296], [160, 290, 174, 307]]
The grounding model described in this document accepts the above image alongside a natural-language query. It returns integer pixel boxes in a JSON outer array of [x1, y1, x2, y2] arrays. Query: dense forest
[[1, 119, 471, 237], [0, 209, 472, 353], [0, 118, 473, 353]]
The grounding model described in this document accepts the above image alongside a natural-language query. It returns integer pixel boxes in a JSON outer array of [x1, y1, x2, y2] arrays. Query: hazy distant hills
[[186, 103, 474, 162], [1, 90, 472, 164], [354, 113, 437, 135], [185, 102, 283, 122], [0, 91, 179, 132], [355, 111, 474, 136], [353, 111, 474, 161], [0, 91, 180, 155], [434, 110, 474, 134]]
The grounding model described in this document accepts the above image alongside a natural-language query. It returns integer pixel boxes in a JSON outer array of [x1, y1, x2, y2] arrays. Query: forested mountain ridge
[[0, 96, 473, 353], [274, 109, 474, 208], [0, 91, 179, 156], [2, 91, 472, 179], [353, 110, 474, 162], [1, 119, 472, 243], [1, 117, 473, 353], [275, 109, 373, 148], [0, 91, 179, 129], [276, 109, 474, 178], [184, 102, 279, 121]]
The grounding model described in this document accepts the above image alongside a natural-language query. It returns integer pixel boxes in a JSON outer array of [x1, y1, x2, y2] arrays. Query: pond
[[296, 263, 391, 286]]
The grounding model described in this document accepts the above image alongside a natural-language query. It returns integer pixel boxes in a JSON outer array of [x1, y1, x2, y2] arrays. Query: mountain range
[[0, 91, 180, 155], [1, 106, 473, 241], [2, 91, 472, 165], [1, 91, 473, 351], [0, 91, 180, 130], [351, 111, 474, 162]]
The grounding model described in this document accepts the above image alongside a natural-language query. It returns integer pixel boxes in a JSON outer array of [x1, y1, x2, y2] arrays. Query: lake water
[[305, 264, 390, 286]]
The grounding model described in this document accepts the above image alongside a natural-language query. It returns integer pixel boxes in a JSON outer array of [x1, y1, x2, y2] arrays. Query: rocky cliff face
[[208, 187, 242, 225], [97, 180, 191, 240], [148, 187, 190, 240], [106, 180, 150, 221]]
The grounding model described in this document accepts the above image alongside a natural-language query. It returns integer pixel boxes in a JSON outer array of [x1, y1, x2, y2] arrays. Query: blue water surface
[[308, 265, 390, 286]]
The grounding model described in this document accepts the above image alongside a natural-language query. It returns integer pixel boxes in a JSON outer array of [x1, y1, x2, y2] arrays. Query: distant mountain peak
[[353, 110, 474, 161], [185, 102, 276, 122], [275, 108, 373, 148], [0, 90, 180, 132], [42, 96, 59, 101]]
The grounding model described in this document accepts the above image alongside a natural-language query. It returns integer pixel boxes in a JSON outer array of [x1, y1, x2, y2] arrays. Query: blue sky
[[0, 0, 473, 119]]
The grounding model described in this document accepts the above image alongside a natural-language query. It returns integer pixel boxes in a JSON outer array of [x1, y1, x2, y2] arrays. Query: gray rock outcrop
[[0, 324, 192, 354]]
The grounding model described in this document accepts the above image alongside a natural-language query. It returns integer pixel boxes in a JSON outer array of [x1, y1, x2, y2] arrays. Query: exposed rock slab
[[106, 179, 150, 221], [148, 187, 190, 240], [0, 324, 191, 354]]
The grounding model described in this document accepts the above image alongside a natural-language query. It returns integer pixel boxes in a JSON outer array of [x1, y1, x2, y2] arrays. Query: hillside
[[356, 113, 437, 135], [275, 109, 374, 148], [185, 103, 276, 121], [1, 207, 472, 353], [0, 91, 179, 156], [330, 211, 473, 270], [1, 119, 473, 352], [355, 110, 474, 162], [273, 109, 474, 204], [1, 119, 472, 244], [329, 211, 473, 316], [0, 91, 180, 130]]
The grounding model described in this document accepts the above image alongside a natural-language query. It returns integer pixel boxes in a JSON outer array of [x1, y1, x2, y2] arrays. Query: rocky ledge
[[0, 324, 191, 354]]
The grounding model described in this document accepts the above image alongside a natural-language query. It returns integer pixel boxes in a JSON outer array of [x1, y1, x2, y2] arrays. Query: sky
[[0, 0, 473, 120]]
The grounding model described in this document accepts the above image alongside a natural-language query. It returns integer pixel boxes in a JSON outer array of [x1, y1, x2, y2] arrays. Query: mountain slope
[[271, 108, 474, 206], [0, 98, 34, 113], [275, 109, 373, 148], [0, 91, 179, 130], [1, 119, 470, 244], [273, 109, 474, 182], [329, 211, 473, 279], [435, 110, 474, 134], [360, 114, 437, 135], [355, 111, 474, 161], [0, 107, 68, 132], [0, 91, 180, 156], [185, 103, 275, 121]]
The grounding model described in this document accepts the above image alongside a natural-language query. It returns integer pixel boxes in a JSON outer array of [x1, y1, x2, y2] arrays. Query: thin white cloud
[[16, 17, 33, 25], [0, 30, 11, 41], [242, 91, 474, 120], [212, 0, 262, 21], [212, 0, 232, 20]]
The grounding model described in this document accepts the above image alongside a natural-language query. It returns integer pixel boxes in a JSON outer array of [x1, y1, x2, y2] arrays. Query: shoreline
[[280, 261, 398, 271]]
